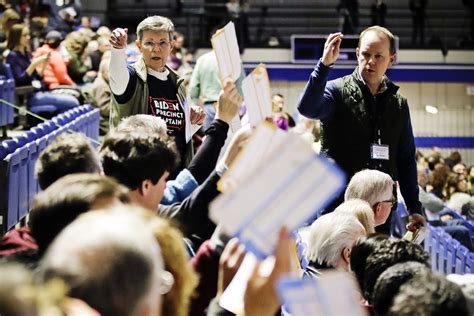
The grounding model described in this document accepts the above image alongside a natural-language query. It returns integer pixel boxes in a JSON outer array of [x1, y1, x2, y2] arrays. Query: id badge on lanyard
[[371, 128, 389, 160], [371, 144, 389, 160]]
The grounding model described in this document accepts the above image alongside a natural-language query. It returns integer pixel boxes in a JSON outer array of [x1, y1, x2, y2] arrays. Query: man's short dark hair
[[350, 233, 390, 293], [363, 238, 430, 303], [388, 273, 469, 316], [100, 131, 179, 190], [29, 173, 130, 255], [373, 261, 430, 316], [35, 133, 102, 190]]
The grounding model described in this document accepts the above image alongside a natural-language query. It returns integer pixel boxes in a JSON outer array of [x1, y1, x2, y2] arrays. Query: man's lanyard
[[370, 96, 389, 161]]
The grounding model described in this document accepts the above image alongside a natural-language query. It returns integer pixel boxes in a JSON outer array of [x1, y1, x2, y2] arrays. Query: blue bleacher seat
[[446, 238, 460, 274], [36, 136, 47, 193], [6, 149, 20, 230], [32, 125, 46, 137], [0, 81, 11, 127], [466, 253, 474, 274], [25, 130, 38, 141], [27, 140, 38, 207], [455, 244, 469, 274], [16, 135, 28, 147], [0, 77, 15, 128], [1, 107, 101, 231], [17, 145, 29, 221], [3, 139, 18, 154], [437, 229, 453, 273], [431, 227, 442, 271], [0, 145, 8, 160], [38, 121, 55, 134]]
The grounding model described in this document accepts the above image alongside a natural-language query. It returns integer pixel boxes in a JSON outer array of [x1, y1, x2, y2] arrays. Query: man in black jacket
[[297, 26, 424, 232]]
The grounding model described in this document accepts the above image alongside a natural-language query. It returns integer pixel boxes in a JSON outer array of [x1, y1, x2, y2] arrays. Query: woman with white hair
[[304, 212, 366, 279], [335, 199, 375, 234]]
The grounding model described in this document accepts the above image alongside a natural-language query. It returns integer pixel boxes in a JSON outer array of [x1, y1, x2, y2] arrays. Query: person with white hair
[[335, 199, 375, 234], [38, 207, 173, 316], [345, 169, 396, 227], [304, 212, 366, 279]]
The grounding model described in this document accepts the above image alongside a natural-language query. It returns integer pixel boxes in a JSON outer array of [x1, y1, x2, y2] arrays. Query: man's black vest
[[321, 69, 408, 182]]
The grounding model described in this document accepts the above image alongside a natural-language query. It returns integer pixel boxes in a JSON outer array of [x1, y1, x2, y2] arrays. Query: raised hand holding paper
[[210, 129, 346, 259], [218, 122, 286, 193]]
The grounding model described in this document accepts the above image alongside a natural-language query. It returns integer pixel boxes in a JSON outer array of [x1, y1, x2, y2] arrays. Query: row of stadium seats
[[0, 105, 100, 234], [425, 225, 474, 274]]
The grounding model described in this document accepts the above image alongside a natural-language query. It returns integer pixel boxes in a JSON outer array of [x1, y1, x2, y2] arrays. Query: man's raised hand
[[321, 32, 343, 66]]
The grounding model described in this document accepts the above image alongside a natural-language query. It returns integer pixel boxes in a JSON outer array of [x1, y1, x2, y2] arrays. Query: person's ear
[[342, 246, 351, 264], [373, 203, 381, 219], [356, 47, 360, 59], [389, 53, 396, 67], [140, 179, 151, 196], [136, 38, 141, 50]]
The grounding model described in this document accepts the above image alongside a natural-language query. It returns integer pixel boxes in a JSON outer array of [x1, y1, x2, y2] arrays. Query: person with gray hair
[[109, 15, 210, 174], [39, 207, 173, 316], [304, 212, 366, 279], [345, 169, 396, 227]]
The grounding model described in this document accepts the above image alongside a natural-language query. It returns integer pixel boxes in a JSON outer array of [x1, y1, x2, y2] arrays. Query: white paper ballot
[[177, 92, 201, 143], [211, 22, 242, 84], [210, 132, 346, 258], [218, 122, 285, 193], [242, 64, 272, 127], [277, 272, 367, 316]]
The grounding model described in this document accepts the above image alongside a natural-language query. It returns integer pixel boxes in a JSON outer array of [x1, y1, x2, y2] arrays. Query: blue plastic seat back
[[36, 136, 47, 193], [27, 141, 39, 206], [438, 231, 452, 273], [446, 238, 460, 274], [467, 254, 474, 274], [2, 139, 18, 154], [0, 80, 6, 126], [6, 149, 20, 229], [17, 145, 29, 220], [455, 245, 469, 274]]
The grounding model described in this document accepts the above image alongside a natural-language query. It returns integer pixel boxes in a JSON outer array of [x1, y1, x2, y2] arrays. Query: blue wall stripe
[[244, 64, 474, 83], [415, 137, 474, 148]]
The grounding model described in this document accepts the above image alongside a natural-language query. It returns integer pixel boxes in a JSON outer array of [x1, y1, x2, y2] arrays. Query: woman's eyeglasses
[[142, 40, 171, 50]]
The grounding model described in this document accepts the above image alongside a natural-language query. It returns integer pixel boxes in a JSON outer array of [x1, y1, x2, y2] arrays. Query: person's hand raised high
[[215, 81, 243, 124], [321, 32, 343, 66], [110, 28, 128, 49]]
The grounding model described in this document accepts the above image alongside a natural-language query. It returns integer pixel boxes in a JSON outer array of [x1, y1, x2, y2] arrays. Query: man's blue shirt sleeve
[[297, 60, 338, 121]]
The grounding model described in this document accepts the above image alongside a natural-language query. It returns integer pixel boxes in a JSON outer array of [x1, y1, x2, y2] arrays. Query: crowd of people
[[0, 2, 473, 316]]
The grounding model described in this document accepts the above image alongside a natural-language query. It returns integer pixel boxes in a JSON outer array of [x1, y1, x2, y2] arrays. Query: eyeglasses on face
[[377, 198, 397, 207], [141, 40, 171, 50]]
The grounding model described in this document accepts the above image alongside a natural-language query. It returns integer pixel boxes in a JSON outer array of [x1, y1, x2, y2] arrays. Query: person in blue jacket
[[297, 26, 425, 232]]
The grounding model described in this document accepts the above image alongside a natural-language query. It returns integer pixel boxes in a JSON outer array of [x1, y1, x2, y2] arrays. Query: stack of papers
[[210, 123, 346, 259]]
